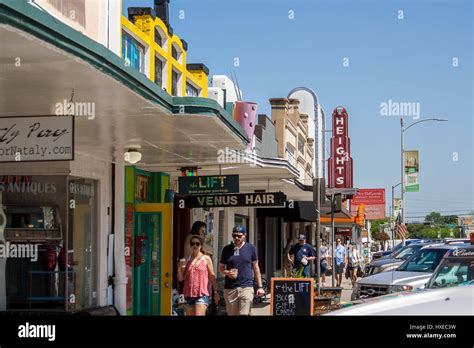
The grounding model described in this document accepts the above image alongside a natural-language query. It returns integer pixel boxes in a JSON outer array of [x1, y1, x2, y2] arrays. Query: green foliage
[[425, 212, 443, 225], [407, 225, 459, 239], [370, 219, 389, 241], [443, 215, 459, 225]]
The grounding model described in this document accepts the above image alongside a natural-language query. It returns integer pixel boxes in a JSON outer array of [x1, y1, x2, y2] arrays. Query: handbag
[[356, 266, 362, 278], [345, 265, 350, 279]]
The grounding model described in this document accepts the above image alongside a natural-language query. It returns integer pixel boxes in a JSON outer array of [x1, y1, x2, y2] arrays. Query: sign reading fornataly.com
[[0, 116, 74, 162]]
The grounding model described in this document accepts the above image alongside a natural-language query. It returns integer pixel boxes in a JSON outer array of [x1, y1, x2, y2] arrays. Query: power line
[[405, 213, 473, 218], [405, 209, 473, 214], [405, 199, 473, 204]]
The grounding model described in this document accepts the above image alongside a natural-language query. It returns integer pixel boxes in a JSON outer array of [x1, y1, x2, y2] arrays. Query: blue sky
[[122, 0, 473, 221]]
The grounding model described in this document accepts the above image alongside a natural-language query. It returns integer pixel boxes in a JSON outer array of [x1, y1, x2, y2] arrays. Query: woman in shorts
[[348, 243, 361, 287], [319, 240, 329, 286], [177, 235, 219, 315]]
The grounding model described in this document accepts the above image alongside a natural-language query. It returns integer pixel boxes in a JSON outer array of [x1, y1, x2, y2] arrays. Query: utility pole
[[392, 182, 401, 245], [400, 117, 448, 224], [400, 117, 404, 223]]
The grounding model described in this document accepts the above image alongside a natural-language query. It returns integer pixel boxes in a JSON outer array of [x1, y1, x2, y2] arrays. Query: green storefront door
[[133, 212, 162, 315]]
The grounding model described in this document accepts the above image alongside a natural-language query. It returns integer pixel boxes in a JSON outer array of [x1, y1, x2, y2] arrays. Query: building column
[[113, 158, 127, 315]]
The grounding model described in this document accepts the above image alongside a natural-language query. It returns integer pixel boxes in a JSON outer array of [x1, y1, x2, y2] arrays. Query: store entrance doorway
[[133, 204, 172, 315]]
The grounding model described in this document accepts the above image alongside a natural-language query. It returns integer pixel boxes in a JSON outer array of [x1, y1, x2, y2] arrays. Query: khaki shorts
[[223, 287, 254, 316]]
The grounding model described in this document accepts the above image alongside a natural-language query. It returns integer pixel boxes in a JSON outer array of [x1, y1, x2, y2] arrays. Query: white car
[[326, 284, 474, 315]]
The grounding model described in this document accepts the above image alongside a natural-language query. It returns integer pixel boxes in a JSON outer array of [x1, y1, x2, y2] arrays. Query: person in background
[[362, 242, 371, 265], [319, 240, 329, 286], [288, 235, 316, 278], [177, 235, 219, 316], [348, 242, 361, 287], [218, 225, 264, 316], [282, 237, 293, 277], [334, 238, 347, 287]]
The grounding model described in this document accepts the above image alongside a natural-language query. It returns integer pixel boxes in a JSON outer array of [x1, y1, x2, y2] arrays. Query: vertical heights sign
[[328, 106, 353, 188]]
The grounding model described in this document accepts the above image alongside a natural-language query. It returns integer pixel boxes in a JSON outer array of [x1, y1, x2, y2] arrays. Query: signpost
[[0, 116, 74, 162], [270, 278, 314, 316], [325, 187, 358, 287], [179, 174, 239, 195]]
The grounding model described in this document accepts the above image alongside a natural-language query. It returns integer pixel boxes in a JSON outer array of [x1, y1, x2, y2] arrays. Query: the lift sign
[[187, 192, 286, 208], [179, 175, 239, 195]]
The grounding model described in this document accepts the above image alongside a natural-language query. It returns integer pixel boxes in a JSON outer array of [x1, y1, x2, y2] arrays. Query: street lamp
[[287, 87, 325, 294], [400, 118, 448, 223]]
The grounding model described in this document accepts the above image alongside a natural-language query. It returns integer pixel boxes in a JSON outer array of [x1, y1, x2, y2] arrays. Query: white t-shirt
[[348, 249, 359, 264]]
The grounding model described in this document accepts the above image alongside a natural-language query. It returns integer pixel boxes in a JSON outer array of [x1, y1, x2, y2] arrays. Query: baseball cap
[[232, 225, 247, 234], [298, 234, 306, 241]]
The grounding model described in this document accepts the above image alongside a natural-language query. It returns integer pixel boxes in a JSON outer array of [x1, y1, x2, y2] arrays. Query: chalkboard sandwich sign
[[270, 278, 314, 316]]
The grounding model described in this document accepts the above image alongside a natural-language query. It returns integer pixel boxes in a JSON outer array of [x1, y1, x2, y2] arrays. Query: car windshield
[[397, 249, 448, 272], [394, 245, 420, 260], [426, 258, 474, 289], [391, 243, 403, 253]]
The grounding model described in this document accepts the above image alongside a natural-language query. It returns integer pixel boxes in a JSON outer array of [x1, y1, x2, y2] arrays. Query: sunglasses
[[232, 234, 244, 239], [190, 242, 201, 246]]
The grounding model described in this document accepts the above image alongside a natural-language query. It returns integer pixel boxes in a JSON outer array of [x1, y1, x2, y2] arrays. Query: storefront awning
[[0, 0, 247, 166], [256, 201, 317, 222], [257, 200, 354, 224]]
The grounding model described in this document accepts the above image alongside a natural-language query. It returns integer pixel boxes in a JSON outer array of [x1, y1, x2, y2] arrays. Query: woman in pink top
[[177, 236, 219, 316]]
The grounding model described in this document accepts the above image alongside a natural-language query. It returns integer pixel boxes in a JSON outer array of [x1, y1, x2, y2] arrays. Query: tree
[[443, 215, 459, 225], [369, 219, 389, 241], [407, 224, 455, 239], [407, 223, 425, 239], [425, 212, 443, 225]]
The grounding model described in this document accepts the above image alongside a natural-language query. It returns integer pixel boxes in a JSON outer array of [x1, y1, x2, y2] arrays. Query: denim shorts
[[185, 296, 209, 306], [335, 263, 345, 274], [320, 260, 328, 273]]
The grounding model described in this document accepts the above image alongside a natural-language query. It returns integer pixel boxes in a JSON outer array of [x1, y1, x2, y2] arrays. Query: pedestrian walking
[[362, 242, 370, 264], [218, 225, 265, 316], [334, 238, 347, 287], [319, 240, 329, 285], [288, 234, 316, 278], [348, 243, 361, 287], [177, 235, 219, 316]]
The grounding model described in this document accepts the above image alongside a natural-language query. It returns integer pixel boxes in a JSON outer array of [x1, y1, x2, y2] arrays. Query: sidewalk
[[250, 275, 354, 316]]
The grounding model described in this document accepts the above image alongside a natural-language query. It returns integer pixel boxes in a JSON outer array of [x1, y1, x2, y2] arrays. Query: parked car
[[363, 242, 435, 277], [327, 245, 474, 315], [351, 243, 469, 300], [424, 245, 474, 289], [327, 284, 474, 315], [371, 239, 420, 260]]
